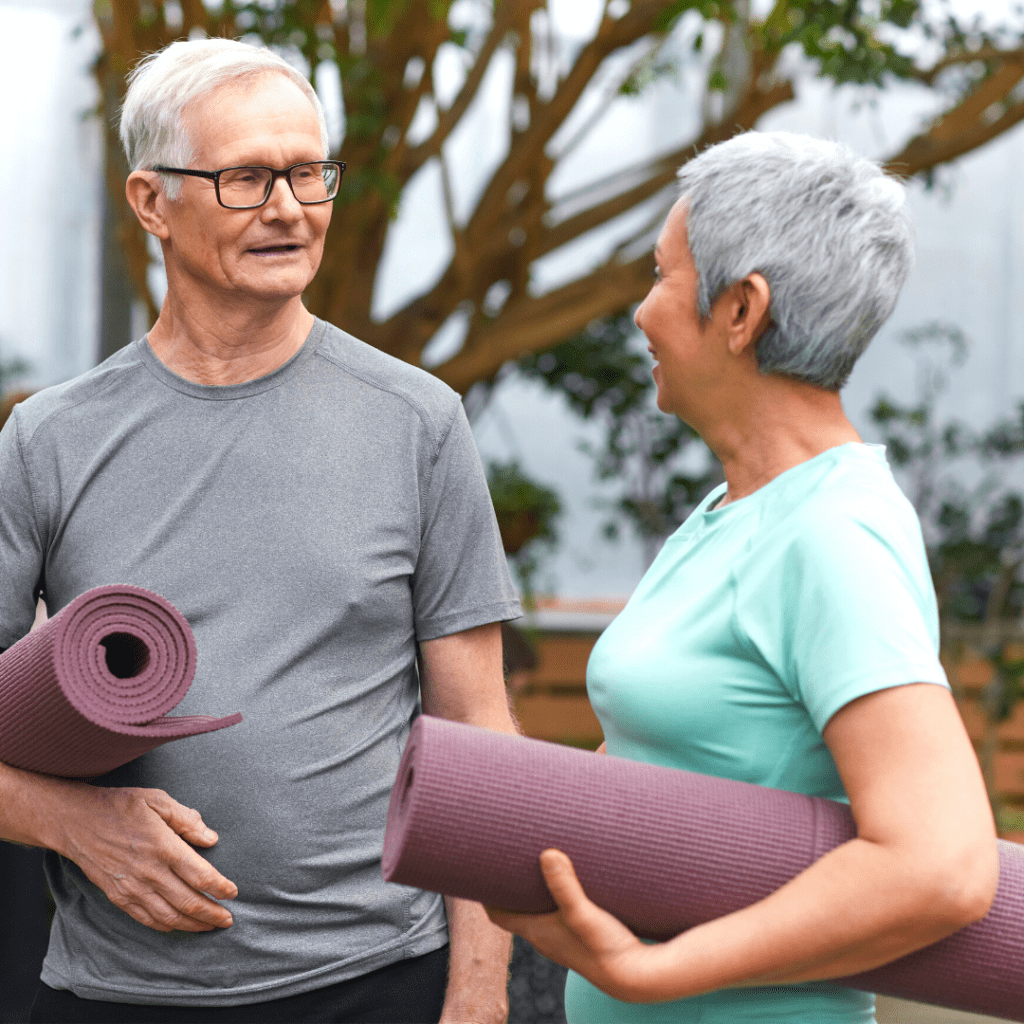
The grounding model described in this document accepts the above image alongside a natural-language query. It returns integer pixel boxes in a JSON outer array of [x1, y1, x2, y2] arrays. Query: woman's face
[[634, 200, 720, 423]]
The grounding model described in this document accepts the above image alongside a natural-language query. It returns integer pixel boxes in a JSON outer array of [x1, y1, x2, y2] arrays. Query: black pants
[[28, 946, 449, 1024]]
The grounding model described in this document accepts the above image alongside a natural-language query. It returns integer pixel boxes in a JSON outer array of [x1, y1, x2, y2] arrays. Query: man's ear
[[125, 171, 171, 240], [725, 272, 771, 357]]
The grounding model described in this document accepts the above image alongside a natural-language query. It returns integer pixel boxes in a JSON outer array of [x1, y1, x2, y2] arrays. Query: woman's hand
[[486, 849, 662, 1003]]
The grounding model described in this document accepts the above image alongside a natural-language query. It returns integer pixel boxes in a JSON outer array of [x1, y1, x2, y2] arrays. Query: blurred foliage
[[870, 322, 1024, 632], [486, 460, 561, 605], [517, 313, 721, 562], [0, 356, 30, 396]]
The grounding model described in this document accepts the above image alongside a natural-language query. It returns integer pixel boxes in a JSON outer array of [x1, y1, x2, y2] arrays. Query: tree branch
[[929, 57, 1024, 141], [454, 1, 669, 262], [403, 1, 519, 175], [884, 97, 1024, 178], [550, 36, 666, 163], [884, 54, 1024, 177], [535, 77, 794, 259], [913, 45, 1024, 87], [433, 252, 656, 391]]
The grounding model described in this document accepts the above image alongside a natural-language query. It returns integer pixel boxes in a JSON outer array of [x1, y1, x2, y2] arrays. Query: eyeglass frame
[[152, 160, 346, 209]]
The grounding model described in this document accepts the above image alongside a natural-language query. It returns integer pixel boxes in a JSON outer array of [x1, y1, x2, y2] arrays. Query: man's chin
[[229, 269, 318, 304]]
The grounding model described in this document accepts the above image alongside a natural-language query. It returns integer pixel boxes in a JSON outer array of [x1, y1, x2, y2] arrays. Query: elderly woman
[[488, 132, 998, 1023]]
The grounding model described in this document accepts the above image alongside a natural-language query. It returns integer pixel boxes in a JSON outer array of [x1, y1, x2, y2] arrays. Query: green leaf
[[707, 68, 729, 92]]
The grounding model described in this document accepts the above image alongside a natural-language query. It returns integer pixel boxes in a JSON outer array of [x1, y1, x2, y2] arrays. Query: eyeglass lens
[[218, 163, 341, 208]]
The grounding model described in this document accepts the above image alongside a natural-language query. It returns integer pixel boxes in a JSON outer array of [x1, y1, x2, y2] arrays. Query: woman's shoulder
[[770, 443, 920, 544]]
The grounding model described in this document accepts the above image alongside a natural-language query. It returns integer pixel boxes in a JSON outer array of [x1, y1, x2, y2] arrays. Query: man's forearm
[[0, 759, 76, 851], [441, 895, 511, 1024], [419, 622, 519, 1021]]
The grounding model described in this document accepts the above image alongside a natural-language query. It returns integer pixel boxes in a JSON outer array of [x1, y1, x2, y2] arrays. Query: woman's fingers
[[486, 850, 653, 1000], [489, 849, 641, 957], [538, 849, 585, 904], [539, 849, 638, 948]]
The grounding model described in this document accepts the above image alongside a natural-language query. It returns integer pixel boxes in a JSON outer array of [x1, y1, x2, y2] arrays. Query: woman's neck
[[702, 377, 862, 507]]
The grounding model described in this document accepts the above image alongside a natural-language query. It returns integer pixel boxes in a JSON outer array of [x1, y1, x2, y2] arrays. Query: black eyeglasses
[[153, 161, 345, 209]]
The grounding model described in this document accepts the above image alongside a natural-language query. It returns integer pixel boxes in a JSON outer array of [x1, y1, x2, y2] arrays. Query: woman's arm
[[487, 682, 998, 1003]]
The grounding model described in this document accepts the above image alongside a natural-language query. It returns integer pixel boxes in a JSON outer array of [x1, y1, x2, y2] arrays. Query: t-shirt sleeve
[[738, 496, 948, 734], [412, 403, 521, 640], [0, 411, 47, 648]]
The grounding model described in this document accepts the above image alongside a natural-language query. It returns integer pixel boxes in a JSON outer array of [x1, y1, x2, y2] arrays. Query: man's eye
[[652, 265, 662, 282]]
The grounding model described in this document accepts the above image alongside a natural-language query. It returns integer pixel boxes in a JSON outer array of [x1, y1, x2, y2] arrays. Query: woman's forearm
[[490, 687, 998, 1005], [623, 832, 996, 1003]]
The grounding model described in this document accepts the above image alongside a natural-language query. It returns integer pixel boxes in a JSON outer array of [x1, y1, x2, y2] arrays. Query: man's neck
[[145, 292, 314, 386]]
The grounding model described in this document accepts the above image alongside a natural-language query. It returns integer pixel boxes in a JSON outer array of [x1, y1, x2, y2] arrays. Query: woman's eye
[[652, 265, 663, 282]]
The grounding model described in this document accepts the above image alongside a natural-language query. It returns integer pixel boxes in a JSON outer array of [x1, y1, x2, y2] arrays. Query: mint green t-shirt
[[566, 443, 948, 1024]]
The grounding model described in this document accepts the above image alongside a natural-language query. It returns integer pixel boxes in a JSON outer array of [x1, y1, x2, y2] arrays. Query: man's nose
[[260, 176, 303, 221]]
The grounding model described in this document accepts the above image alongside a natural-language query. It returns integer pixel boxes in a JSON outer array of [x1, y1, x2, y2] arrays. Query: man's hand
[[56, 785, 238, 933]]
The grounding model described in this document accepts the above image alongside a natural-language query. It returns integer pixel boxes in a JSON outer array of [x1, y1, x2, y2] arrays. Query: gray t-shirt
[[0, 318, 520, 1006]]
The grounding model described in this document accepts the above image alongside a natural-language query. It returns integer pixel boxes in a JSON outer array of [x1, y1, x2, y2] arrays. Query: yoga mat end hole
[[100, 633, 151, 679]]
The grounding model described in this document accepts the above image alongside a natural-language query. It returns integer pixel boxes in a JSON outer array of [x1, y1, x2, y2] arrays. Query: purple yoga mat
[[383, 715, 1024, 1021], [0, 585, 241, 778]]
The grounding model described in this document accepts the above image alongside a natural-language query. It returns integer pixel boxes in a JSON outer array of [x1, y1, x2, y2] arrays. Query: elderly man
[[0, 38, 521, 1024]]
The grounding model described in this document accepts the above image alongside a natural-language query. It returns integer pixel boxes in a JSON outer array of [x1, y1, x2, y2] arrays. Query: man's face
[[159, 73, 332, 304]]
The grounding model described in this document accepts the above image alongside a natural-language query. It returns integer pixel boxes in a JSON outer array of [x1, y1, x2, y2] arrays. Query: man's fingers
[[145, 791, 219, 846], [155, 867, 234, 928], [126, 891, 219, 934], [143, 792, 238, 901], [59, 785, 238, 934], [104, 866, 228, 932], [166, 842, 238, 905]]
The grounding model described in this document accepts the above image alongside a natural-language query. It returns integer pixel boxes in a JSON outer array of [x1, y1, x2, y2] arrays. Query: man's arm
[[0, 602, 237, 934], [419, 621, 519, 1024], [0, 760, 238, 932]]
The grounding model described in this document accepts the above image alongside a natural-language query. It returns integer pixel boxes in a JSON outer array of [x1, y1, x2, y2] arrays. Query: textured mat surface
[[0, 585, 241, 778], [383, 716, 1024, 1022]]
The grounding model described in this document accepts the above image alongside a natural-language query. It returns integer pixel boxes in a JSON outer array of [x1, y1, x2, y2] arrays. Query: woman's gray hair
[[676, 131, 914, 391], [120, 38, 329, 200]]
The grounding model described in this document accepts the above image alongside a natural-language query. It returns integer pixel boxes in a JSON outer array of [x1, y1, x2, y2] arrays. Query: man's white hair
[[120, 38, 330, 200], [677, 131, 915, 391]]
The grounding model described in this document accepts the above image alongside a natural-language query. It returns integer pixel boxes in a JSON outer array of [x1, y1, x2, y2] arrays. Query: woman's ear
[[726, 273, 771, 356], [125, 171, 171, 240]]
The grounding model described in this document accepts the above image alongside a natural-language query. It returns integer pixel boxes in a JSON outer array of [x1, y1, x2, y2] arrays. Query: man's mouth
[[248, 244, 302, 254]]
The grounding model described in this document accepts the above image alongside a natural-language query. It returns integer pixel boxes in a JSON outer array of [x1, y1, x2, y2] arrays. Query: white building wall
[[0, 0, 100, 386]]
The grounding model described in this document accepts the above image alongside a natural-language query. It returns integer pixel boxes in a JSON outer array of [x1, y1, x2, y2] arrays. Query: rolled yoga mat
[[383, 715, 1024, 1022], [0, 585, 242, 778]]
